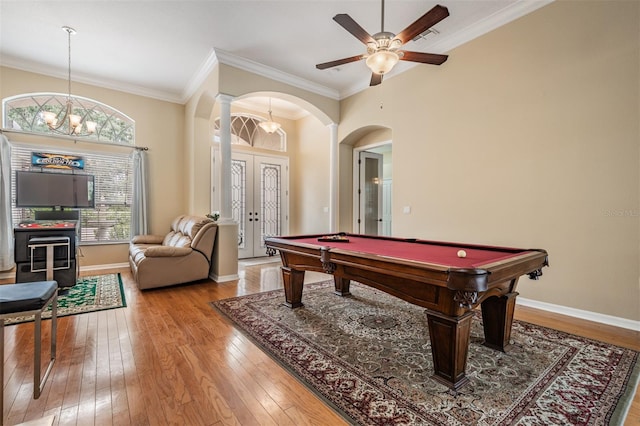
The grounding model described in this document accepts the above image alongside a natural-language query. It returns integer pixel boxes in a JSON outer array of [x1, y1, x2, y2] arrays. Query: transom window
[[214, 114, 286, 152], [3, 93, 135, 145]]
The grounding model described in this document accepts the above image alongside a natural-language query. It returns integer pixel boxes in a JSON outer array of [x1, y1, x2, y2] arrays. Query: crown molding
[[180, 48, 341, 104], [428, 0, 554, 54], [339, 0, 555, 99], [180, 48, 220, 104], [178, 47, 342, 104], [0, 55, 184, 104], [211, 48, 340, 100]]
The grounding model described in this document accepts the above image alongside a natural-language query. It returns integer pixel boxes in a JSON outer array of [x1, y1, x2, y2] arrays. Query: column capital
[[216, 93, 234, 105]]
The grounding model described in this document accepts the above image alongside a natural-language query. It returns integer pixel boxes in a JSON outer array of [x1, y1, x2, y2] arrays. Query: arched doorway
[[339, 126, 393, 236], [211, 93, 332, 257]]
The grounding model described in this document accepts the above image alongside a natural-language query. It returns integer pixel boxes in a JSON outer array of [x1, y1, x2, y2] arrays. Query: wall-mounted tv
[[15, 170, 95, 209]]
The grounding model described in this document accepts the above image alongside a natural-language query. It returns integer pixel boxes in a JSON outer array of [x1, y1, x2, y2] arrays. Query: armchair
[[129, 215, 217, 289]]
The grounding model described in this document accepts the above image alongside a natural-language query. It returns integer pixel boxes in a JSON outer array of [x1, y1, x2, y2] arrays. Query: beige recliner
[[129, 215, 217, 290]]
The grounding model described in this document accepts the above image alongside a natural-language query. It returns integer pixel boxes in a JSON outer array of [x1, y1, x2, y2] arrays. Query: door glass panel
[[382, 179, 392, 236], [231, 159, 246, 248], [364, 157, 380, 235], [260, 163, 281, 248]]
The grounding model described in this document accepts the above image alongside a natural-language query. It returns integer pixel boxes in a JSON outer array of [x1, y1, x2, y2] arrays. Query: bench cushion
[[0, 281, 58, 314]]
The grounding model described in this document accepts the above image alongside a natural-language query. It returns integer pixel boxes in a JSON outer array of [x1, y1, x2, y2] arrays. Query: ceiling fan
[[316, 1, 449, 86]]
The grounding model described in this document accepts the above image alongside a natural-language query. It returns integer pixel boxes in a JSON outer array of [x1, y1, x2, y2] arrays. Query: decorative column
[[217, 94, 234, 221], [328, 123, 338, 232], [209, 93, 239, 283]]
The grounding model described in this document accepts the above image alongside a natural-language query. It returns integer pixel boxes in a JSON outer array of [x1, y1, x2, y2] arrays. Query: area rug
[[5, 273, 126, 325], [212, 281, 639, 426]]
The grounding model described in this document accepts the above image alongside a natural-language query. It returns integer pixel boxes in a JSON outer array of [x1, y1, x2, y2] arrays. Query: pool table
[[264, 233, 548, 390]]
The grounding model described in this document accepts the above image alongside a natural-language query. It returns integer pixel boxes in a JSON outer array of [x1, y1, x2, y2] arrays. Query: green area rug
[[5, 273, 126, 325], [212, 280, 640, 425]]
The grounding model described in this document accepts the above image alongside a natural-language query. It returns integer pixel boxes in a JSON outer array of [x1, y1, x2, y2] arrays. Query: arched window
[[214, 114, 286, 152], [3, 93, 135, 145]]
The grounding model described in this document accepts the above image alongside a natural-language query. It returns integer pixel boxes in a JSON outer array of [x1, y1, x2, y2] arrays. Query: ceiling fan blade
[[316, 55, 365, 70], [394, 4, 449, 45], [333, 14, 375, 45], [400, 51, 448, 65], [370, 73, 383, 86]]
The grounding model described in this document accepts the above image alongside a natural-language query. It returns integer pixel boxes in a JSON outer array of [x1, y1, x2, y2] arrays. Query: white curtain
[[0, 135, 14, 270], [130, 149, 149, 237]]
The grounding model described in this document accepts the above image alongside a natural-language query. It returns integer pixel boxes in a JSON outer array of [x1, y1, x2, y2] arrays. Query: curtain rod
[[0, 128, 149, 151]]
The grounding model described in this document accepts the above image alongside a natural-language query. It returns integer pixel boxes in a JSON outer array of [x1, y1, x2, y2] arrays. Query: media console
[[14, 221, 78, 288]]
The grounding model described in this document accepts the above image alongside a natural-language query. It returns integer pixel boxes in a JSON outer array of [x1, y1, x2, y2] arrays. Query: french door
[[231, 153, 289, 259]]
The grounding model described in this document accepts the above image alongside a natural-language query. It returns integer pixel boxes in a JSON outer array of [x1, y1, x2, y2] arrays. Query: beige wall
[[0, 66, 186, 266], [338, 1, 639, 321], [184, 67, 220, 215], [290, 114, 331, 234]]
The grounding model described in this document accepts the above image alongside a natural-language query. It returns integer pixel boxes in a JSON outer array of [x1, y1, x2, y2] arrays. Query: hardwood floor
[[2, 262, 639, 425]]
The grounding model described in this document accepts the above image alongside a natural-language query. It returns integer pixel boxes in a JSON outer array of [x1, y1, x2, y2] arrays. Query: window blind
[[10, 144, 134, 243]]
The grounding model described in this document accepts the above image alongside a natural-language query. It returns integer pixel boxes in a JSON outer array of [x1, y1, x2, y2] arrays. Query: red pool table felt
[[292, 236, 527, 269]]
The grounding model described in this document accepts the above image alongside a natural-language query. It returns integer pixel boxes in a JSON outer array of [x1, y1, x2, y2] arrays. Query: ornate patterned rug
[[212, 281, 639, 425], [5, 273, 126, 325]]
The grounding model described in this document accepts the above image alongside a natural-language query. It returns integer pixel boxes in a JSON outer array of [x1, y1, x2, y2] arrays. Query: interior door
[[358, 151, 383, 235], [232, 153, 288, 259]]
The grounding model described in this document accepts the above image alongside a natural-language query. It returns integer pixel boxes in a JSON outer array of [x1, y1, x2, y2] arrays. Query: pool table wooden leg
[[424, 309, 475, 390], [281, 267, 305, 308], [480, 291, 518, 352], [333, 276, 351, 296]]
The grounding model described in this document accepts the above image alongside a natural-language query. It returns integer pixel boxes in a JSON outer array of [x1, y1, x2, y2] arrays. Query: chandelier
[[41, 26, 97, 136], [258, 98, 281, 134]]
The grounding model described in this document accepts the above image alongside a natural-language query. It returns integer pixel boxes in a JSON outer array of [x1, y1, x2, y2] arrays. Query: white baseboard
[[80, 263, 130, 273], [517, 297, 640, 331], [209, 273, 239, 283], [0, 263, 130, 280]]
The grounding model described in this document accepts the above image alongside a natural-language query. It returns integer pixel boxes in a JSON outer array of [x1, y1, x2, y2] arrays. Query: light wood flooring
[[2, 261, 639, 425]]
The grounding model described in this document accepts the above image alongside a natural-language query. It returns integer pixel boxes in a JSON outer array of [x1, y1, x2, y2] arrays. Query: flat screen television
[[15, 170, 95, 209]]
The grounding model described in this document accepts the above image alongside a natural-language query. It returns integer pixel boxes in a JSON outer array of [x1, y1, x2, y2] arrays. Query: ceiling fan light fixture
[[316, 2, 449, 85], [366, 50, 399, 75]]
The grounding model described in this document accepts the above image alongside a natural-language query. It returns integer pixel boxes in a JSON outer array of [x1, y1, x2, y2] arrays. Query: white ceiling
[[0, 0, 552, 115]]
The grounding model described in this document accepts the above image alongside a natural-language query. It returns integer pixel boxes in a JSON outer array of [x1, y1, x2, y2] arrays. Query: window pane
[[3, 93, 135, 145], [10, 145, 133, 244], [214, 114, 285, 152]]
